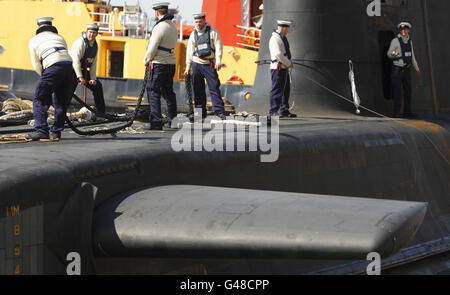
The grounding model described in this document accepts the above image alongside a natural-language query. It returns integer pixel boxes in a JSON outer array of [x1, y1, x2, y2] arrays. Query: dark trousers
[[192, 62, 225, 116], [269, 69, 291, 115], [391, 66, 412, 115], [146, 63, 177, 126], [33, 63, 73, 136], [72, 71, 106, 113]]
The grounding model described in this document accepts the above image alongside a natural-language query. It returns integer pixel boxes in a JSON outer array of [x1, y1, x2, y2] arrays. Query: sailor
[[26, 17, 73, 141], [143, 2, 178, 130], [69, 24, 105, 113], [269, 20, 296, 118], [387, 22, 421, 118], [184, 12, 226, 120]]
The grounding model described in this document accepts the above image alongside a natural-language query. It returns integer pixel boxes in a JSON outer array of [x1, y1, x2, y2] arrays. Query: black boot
[[50, 132, 61, 141], [149, 124, 163, 131], [25, 131, 49, 141], [281, 112, 297, 118]]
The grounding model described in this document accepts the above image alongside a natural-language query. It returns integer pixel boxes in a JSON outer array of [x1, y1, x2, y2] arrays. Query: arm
[[69, 38, 85, 79], [143, 26, 163, 65], [387, 39, 400, 59], [270, 37, 291, 68], [213, 30, 223, 66], [29, 40, 43, 76], [185, 33, 194, 72]]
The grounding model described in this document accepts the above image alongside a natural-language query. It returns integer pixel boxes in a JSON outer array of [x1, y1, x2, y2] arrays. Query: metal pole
[[112, 13, 115, 37], [422, 0, 439, 114], [180, 17, 183, 42]]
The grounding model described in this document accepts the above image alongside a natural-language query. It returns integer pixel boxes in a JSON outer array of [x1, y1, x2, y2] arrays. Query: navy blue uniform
[[391, 36, 413, 116], [147, 63, 177, 127], [192, 62, 224, 116], [187, 24, 225, 117], [34, 62, 74, 136], [70, 33, 105, 113], [392, 66, 412, 116], [29, 24, 73, 138], [269, 30, 292, 116], [270, 69, 291, 116], [71, 71, 105, 113], [144, 13, 178, 128]]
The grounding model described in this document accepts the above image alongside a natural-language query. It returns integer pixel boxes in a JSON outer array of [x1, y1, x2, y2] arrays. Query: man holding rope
[[143, 2, 178, 130], [269, 20, 297, 118], [26, 17, 73, 141], [70, 24, 105, 114]]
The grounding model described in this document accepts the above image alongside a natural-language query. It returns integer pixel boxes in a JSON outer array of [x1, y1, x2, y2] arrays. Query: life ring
[[225, 75, 244, 85], [243, 28, 260, 48]]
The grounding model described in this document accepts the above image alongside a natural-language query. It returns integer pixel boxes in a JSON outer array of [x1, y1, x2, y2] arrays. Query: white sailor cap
[[277, 20, 292, 27], [86, 24, 99, 31], [37, 17, 54, 26], [397, 22, 412, 30], [193, 13, 206, 19], [152, 2, 170, 10]]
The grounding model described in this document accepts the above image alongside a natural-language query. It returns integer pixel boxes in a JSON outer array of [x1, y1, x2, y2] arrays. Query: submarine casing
[[240, 0, 450, 116]]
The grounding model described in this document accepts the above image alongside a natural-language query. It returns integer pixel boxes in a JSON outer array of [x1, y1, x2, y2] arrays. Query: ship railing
[[234, 25, 260, 50], [89, 12, 116, 37]]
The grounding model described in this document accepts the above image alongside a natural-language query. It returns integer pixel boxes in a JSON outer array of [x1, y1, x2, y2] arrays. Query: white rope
[[294, 68, 390, 119]]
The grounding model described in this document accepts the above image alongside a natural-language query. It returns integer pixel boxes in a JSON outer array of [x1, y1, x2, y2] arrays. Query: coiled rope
[[65, 66, 150, 136]]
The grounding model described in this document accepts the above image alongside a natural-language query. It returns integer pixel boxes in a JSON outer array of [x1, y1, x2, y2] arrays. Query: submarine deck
[[1, 114, 449, 173], [1, 114, 449, 274]]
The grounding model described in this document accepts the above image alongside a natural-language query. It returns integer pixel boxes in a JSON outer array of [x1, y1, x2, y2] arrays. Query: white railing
[[235, 25, 261, 32], [234, 25, 261, 50], [236, 42, 260, 50], [89, 12, 116, 37], [236, 34, 259, 40]]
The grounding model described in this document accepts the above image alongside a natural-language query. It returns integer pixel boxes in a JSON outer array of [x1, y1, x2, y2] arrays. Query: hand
[[89, 80, 97, 85], [146, 62, 152, 72], [289, 62, 294, 69], [78, 78, 86, 85], [392, 51, 399, 57], [215, 64, 223, 71], [416, 70, 422, 76]]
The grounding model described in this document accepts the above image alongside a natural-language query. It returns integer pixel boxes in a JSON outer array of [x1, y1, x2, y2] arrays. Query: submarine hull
[[1, 117, 449, 274], [240, 0, 450, 116], [1, 0, 450, 274]]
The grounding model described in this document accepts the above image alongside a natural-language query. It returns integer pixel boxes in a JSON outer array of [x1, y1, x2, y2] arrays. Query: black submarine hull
[[1, 117, 449, 274]]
